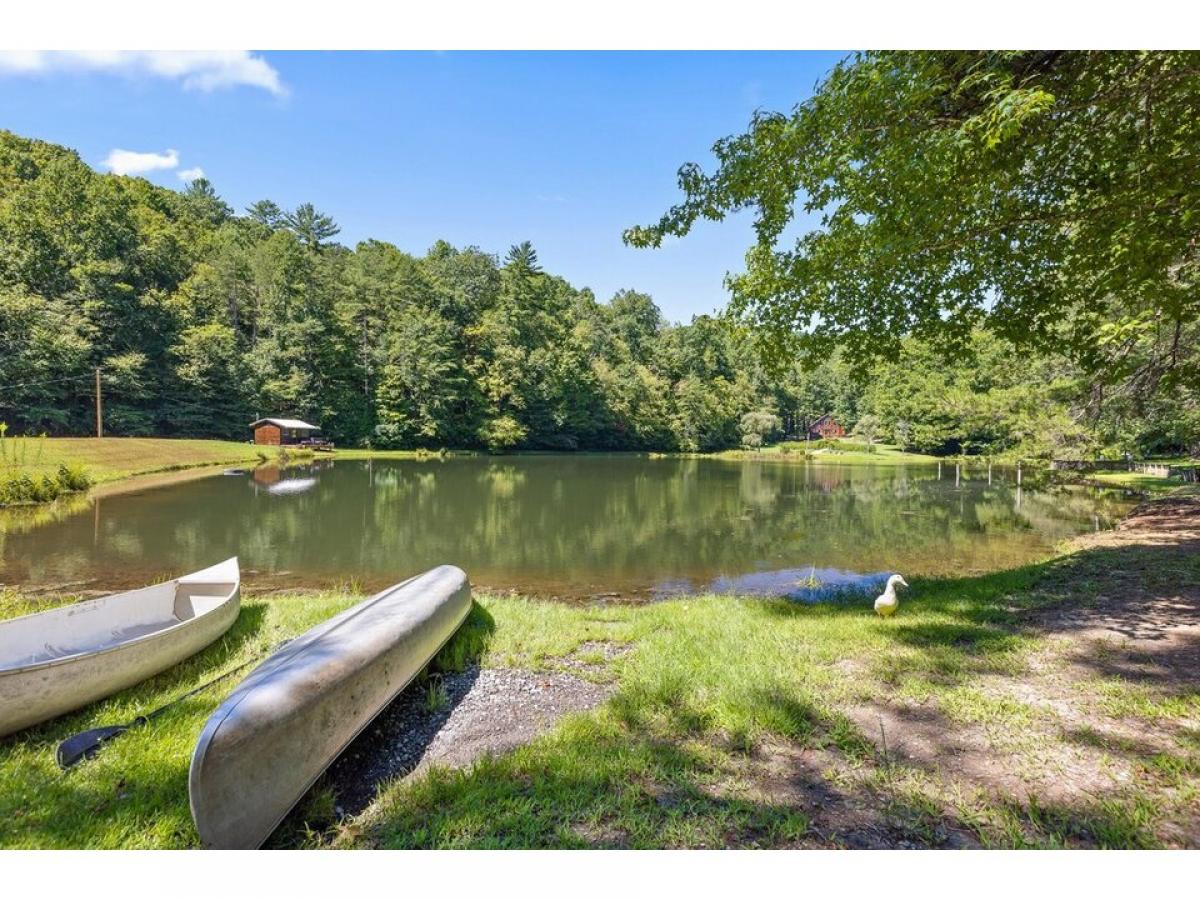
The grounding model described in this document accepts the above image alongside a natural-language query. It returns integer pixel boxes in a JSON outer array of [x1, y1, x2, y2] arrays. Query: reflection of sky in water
[[263, 477, 318, 497], [655, 567, 893, 603]]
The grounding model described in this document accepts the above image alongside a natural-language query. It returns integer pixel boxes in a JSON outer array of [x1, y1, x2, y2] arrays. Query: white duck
[[874, 574, 909, 617]]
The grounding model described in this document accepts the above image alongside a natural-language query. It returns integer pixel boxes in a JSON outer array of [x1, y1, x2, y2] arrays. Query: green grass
[[1093, 678, 1200, 720], [0, 585, 628, 848], [0, 590, 333, 848], [347, 560, 1192, 849], [1086, 471, 1183, 494], [2, 511, 1197, 848], [0, 437, 273, 485], [715, 440, 941, 466], [335, 448, 461, 461]]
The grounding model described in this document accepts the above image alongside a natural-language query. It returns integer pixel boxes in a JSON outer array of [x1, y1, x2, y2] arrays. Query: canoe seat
[[175, 588, 234, 619]]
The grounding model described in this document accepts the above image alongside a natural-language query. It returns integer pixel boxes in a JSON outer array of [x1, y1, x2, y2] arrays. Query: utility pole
[[94, 367, 103, 438]]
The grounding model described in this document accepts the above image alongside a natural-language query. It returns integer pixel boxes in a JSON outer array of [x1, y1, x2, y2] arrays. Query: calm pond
[[0, 456, 1135, 601]]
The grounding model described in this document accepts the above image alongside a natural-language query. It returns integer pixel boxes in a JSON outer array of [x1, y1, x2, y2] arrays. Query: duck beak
[[897, 577, 909, 588]]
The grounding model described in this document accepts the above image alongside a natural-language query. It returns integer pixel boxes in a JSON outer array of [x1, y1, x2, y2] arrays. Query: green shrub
[[479, 415, 527, 454], [0, 464, 93, 507], [56, 463, 91, 491], [815, 438, 873, 454]]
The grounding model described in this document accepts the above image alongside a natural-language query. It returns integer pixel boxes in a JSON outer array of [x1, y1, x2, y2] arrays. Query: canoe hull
[[0, 559, 241, 737], [188, 564, 472, 849]]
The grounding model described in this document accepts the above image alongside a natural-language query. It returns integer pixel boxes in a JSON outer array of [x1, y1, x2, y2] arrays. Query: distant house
[[806, 414, 846, 441], [250, 417, 321, 446]]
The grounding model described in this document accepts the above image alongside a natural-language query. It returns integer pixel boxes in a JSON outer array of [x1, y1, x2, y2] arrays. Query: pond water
[[0, 456, 1135, 601]]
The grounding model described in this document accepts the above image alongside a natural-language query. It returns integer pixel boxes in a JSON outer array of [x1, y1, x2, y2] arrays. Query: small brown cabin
[[250, 417, 320, 446], [807, 414, 846, 441]]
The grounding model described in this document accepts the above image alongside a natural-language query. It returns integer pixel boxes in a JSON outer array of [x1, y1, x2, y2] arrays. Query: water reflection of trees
[[0, 458, 1135, 595]]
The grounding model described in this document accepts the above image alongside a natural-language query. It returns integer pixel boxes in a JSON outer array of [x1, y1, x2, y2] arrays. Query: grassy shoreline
[[0, 438, 440, 507], [1, 487, 1196, 848], [708, 441, 941, 465], [1075, 470, 1184, 495], [1, 437, 271, 486]]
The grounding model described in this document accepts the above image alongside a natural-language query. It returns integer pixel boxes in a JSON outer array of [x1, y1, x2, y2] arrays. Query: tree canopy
[[626, 51, 1200, 392]]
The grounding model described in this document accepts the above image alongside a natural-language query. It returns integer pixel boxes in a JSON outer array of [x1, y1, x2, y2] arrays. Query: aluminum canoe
[[0, 558, 241, 737], [188, 564, 472, 849]]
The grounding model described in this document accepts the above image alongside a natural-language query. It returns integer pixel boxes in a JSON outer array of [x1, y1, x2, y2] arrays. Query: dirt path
[[1035, 491, 1200, 643], [800, 491, 1200, 848]]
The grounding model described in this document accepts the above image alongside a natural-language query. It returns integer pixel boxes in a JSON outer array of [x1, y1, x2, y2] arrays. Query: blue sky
[[0, 51, 844, 322]]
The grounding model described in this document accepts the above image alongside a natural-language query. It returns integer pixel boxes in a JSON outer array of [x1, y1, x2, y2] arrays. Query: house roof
[[249, 418, 320, 431]]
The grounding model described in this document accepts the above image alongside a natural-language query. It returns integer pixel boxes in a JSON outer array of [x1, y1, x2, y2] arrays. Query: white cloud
[[177, 166, 206, 182], [104, 147, 179, 176], [0, 51, 285, 96]]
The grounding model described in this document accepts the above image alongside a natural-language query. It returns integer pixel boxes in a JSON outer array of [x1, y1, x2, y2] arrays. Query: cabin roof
[[249, 418, 320, 431]]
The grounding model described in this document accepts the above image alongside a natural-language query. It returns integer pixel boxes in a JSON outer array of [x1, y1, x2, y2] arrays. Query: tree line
[[0, 128, 1194, 457]]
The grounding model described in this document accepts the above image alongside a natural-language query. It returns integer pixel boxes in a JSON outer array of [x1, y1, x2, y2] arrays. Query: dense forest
[[0, 128, 1194, 457]]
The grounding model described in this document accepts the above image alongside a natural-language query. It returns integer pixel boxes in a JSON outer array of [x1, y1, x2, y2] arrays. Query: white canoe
[[188, 564, 472, 849], [0, 558, 241, 738]]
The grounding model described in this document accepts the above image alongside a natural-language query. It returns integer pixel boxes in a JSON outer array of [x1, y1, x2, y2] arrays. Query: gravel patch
[[323, 665, 613, 815]]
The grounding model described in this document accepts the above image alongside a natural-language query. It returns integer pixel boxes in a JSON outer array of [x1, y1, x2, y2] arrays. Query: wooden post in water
[[937, 460, 942, 479], [1017, 460, 1022, 486], [955, 463, 960, 486], [988, 461, 993, 485], [94, 367, 103, 438]]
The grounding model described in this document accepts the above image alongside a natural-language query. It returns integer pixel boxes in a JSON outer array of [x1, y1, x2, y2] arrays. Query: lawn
[[0, 587, 611, 848], [716, 440, 941, 465], [0, 436, 274, 484], [2, 493, 1197, 848], [1086, 471, 1185, 495], [334, 448, 450, 462]]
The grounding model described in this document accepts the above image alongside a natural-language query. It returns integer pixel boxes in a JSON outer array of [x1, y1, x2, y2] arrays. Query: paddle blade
[[56, 724, 130, 769]]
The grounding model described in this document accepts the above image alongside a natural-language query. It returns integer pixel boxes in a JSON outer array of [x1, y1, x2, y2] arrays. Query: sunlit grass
[[1094, 678, 1200, 720], [1088, 471, 1184, 494], [712, 440, 941, 466], [2, 437, 272, 485], [0, 591, 348, 848]]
